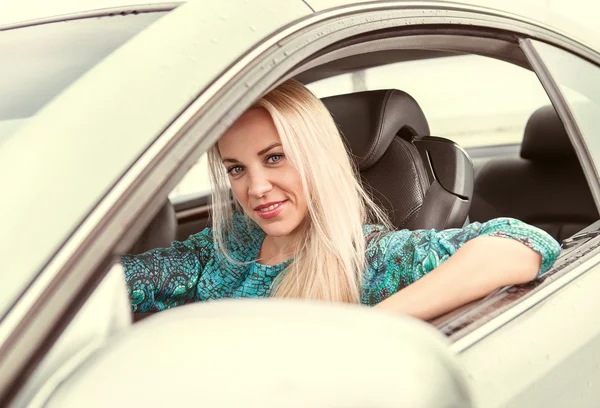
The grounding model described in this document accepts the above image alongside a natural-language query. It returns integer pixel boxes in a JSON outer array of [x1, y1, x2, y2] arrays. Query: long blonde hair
[[208, 79, 390, 303]]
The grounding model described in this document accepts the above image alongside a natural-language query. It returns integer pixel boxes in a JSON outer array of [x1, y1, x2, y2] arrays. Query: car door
[[0, 1, 312, 405], [452, 38, 600, 408]]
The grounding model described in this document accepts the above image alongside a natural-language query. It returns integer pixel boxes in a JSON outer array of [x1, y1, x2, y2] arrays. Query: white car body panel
[[0, 0, 176, 26], [11, 264, 131, 408], [44, 301, 473, 408], [459, 258, 600, 407]]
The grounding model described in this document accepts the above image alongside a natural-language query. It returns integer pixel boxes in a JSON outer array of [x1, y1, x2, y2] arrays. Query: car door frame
[[169, 0, 600, 223]]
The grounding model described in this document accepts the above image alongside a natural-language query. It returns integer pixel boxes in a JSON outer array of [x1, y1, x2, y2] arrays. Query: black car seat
[[129, 200, 178, 254], [322, 89, 474, 231], [469, 105, 599, 241]]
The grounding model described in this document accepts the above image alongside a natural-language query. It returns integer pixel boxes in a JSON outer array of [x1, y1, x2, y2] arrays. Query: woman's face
[[218, 108, 308, 238]]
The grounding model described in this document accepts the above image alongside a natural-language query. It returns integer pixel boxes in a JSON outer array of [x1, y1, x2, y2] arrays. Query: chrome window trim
[[2, 2, 599, 401], [0, 3, 179, 31]]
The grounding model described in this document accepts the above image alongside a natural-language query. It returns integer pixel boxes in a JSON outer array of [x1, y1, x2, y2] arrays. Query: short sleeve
[[361, 218, 561, 305], [121, 228, 214, 312]]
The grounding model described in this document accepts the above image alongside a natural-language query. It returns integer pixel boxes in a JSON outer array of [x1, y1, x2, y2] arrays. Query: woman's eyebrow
[[257, 143, 282, 156], [222, 142, 282, 163]]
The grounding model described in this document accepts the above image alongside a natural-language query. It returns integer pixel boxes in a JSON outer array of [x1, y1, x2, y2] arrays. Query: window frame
[[522, 38, 600, 210], [158, 12, 600, 352]]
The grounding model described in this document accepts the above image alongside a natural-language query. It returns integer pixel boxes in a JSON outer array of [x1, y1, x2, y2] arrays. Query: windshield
[[0, 11, 167, 319], [0, 11, 166, 147]]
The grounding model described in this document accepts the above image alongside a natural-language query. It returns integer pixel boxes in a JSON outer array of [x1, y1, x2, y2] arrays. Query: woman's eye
[[267, 154, 284, 164], [227, 165, 243, 175]]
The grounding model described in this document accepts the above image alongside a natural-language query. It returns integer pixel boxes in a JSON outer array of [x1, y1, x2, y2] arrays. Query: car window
[[306, 54, 553, 148], [169, 153, 211, 200], [0, 11, 167, 319], [0, 12, 167, 147], [531, 41, 600, 177], [168, 54, 557, 200]]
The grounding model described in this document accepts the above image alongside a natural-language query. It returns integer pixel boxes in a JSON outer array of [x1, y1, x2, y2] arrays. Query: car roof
[[2, 0, 598, 50], [1, 0, 598, 53], [0, 0, 178, 26]]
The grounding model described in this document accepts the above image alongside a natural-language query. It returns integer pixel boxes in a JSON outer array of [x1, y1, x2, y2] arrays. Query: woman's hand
[[373, 236, 542, 320]]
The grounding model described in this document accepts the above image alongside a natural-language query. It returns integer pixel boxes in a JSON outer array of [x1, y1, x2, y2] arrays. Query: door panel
[[458, 257, 600, 407]]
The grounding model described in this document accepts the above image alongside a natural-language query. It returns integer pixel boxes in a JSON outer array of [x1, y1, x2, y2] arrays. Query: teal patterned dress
[[121, 214, 561, 312]]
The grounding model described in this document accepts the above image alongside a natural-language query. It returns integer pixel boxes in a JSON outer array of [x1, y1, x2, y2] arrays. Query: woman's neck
[[258, 234, 297, 265], [257, 219, 308, 266]]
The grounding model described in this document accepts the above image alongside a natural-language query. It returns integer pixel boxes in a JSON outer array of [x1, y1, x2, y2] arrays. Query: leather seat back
[[322, 90, 474, 230]]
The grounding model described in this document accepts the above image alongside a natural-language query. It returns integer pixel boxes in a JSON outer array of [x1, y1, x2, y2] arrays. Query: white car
[[2, 1, 600, 407]]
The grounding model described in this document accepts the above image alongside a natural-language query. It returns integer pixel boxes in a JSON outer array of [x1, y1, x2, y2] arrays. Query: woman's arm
[[362, 217, 561, 318], [122, 228, 214, 312], [373, 235, 541, 320]]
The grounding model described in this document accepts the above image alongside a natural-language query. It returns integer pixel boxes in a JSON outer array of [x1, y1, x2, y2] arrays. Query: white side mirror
[[46, 299, 473, 408]]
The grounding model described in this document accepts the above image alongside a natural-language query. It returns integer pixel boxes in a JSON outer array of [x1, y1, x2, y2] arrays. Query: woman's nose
[[247, 170, 272, 198]]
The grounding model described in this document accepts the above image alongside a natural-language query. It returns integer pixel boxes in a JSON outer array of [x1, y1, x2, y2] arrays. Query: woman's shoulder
[[362, 224, 398, 253], [362, 223, 389, 238]]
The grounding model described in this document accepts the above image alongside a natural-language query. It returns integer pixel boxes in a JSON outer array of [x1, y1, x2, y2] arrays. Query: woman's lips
[[255, 200, 287, 219]]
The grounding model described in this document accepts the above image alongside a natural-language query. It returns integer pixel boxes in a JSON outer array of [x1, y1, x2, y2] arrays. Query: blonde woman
[[122, 79, 560, 320]]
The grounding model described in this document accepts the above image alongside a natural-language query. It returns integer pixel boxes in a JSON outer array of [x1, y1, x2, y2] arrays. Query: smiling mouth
[[254, 200, 287, 219], [256, 201, 285, 212]]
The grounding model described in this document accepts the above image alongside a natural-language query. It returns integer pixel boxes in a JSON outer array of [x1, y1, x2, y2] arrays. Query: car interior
[[125, 34, 600, 325], [470, 104, 599, 241]]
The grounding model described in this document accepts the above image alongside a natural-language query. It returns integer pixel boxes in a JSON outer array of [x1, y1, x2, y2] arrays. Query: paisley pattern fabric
[[121, 213, 561, 312]]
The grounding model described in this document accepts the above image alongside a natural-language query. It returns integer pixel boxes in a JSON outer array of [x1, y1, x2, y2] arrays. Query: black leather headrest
[[322, 89, 430, 170], [521, 105, 576, 160]]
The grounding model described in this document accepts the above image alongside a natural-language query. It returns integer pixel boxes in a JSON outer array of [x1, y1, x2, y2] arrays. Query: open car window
[[170, 54, 556, 200], [169, 153, 210, 201]]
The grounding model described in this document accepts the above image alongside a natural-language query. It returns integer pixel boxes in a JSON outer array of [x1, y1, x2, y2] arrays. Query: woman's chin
[[255, 218, 296, 237], [261, 226, 294, 238]]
